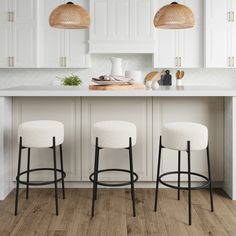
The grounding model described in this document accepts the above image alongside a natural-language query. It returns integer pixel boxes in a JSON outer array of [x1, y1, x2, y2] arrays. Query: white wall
[[0, 54, 236, 88]]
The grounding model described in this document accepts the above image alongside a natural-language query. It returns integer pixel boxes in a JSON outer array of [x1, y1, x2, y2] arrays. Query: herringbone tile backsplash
[[0, 54, 235, 89]]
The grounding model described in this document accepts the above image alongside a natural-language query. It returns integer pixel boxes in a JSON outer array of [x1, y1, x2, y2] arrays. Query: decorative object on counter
[[125, 70, 142, 84], [158, 70, 172, 86], [152, 72, 161, 90], [61, 74, 82, 86], [153, 2, 195, 29], [110, 57, 127, 76], [89, 83, 145, 91], [49, 2, 90, 29], [144, 71, 160, 89], [176, 70, 185, 86], [92, 75, 134, 85]]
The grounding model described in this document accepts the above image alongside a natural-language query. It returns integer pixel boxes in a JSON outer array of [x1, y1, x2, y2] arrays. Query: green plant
[[61, 74, 82, 86]]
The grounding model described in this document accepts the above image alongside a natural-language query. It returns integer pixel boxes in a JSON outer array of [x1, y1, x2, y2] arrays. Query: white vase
[[176, 79, 183, 86], [110, 57, 127, 76], [151, 78, 160, 90], [125, 70, 142, 84]]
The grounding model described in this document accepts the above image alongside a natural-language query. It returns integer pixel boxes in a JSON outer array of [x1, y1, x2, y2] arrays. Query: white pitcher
[[110, 57, 127, 76]]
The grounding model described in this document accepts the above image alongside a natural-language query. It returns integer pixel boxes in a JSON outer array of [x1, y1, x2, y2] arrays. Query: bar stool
[[90, 121, 138, 217], [15, 120, 66, 216], [154, 122, 214, 225]]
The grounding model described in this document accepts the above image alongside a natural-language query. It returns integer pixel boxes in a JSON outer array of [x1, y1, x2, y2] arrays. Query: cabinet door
[[0, 25, 11, 67], [89, 0, 155, 53], [38, 0, 65, 68], [205, 0, 229, 68], [81, 97, 152, 181], [153, 0, 177, 68], [133, 0, 154, 41], [179, 0, 203, 68], [12, 98, 81, 181], [64, 0, 91, 68], [153, 30, 177, 68], [231, 0, 236, 67], [153, 98, 224, 182], [11, 0, 37, 68], [0, 0, 11, 67], [89, 0, 109, 40]]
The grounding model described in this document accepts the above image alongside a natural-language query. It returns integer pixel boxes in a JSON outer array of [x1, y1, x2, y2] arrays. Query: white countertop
[[0, 85, 235, 97]]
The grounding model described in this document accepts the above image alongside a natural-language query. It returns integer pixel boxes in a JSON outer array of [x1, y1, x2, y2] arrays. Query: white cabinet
[[12, 98, 82, 181], [38, 0, 91, 68], [0, 0, 37, 68], [81, 97, 153, 181], [89, 0, 155, 53], [153, 0, 203, 68], [205, 0, 236, 68], [153, 98, 224, 182]]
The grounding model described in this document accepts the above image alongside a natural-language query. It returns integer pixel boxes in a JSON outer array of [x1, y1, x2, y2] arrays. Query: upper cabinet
[[0, 0, 37, 68], [38, 0, 91, 68], [205, 0, 236, 68], [89, 0, 155, 53], [153, 0, 203, 68]]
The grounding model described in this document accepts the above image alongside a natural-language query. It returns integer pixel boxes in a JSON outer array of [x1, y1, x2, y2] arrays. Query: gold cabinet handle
[[8, 12, 11, 21], [228, 57, 231, 67], [64, 57, 67, 67], [228, 12, 231, 22], [175, 57, 178, 67], [11, 11, 14, 22], [60, 57, 64, 67], [232, 56, 235, 67], [232, 12, 235, 22], [179, 57, 182, 67], [8, 57, 14, 67], [8, 57, 11, 66], [8, 12, 14, 22]]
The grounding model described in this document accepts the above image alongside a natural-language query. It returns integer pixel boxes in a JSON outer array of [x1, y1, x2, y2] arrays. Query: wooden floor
[[0, 188, 236, 236]]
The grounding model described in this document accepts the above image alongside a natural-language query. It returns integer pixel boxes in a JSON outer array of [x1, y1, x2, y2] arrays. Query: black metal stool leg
[[59, 144, 65, 199], [52, 137, 59, 216], [187, 141, 192, 225], [207, 145, 214, 212], [91, 137, 99, 217], [15, 137, 23, 216], [26, 148, 30, 199], [129, 137, 136, 217], [177, 151, 181, 200], [154, 136, 162, 211], [94, 145, 100, 201]]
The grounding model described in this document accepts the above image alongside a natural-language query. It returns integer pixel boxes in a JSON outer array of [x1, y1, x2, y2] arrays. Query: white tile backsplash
[[0, 54, 236, 89]]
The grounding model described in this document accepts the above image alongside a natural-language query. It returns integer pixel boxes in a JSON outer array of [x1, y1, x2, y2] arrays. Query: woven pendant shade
[[49, 2, 90, 29], [154, 2, 195, 29]]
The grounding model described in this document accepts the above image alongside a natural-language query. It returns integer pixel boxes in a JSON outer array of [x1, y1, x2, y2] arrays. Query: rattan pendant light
[[49, 2, 90, 29], [154, 2, 195, 29]]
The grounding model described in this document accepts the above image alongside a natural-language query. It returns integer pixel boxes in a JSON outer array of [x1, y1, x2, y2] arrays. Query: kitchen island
[[0, 86, 234, 201]]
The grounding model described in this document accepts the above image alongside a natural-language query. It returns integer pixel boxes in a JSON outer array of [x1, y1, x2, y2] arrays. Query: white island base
[[0, 86, 235, 200]]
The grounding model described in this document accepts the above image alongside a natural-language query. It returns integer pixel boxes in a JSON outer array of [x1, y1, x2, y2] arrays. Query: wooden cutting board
[[89, 83, 145, 91]]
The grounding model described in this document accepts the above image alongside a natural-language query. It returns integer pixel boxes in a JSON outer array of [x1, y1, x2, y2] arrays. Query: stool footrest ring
[[159, 171, 210, 190], [16, 168, 66, 186], [89, 168, 138, 187]]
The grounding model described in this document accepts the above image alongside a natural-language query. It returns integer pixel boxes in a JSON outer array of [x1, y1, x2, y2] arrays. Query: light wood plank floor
[[0, 188, 235, 236]]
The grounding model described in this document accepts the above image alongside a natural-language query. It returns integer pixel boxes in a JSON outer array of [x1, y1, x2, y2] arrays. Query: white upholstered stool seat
[[162, 122, 208, 151], [18, 120, 64, 148], [92, 121, 137, 149]]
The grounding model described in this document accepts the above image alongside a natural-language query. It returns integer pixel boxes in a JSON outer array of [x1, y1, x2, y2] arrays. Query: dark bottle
[[163, 70, 172, 86]]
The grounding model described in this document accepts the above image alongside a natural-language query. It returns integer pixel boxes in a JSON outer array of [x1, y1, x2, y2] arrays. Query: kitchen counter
[[0, 85, 235, 97], [0, 85, 236, 202]]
